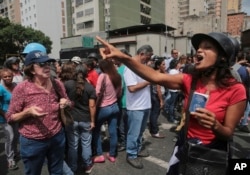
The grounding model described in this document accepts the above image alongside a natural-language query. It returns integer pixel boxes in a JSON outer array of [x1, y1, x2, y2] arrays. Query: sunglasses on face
[[35, 62, 53, 67]]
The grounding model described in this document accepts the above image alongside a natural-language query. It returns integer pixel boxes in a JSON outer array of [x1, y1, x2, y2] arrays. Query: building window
[[125, 45, 130, 53], [75, 0, 83, 7], [140, 4, 151, 15], [76, 22, 84, 30], [85, 8, 93, 15], [84, 21, 93, 28], [85, 0, 93, 3], [104, 8, 110, 16], [140, 15, 151, 24], [76, 11, 84, 18]]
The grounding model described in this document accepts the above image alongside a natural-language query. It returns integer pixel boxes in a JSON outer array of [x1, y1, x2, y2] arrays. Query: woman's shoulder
[[64, 79, 75, 86], [230, 82, 246, 91], [85, 82, 96, 95], [54, 78, 65, 87]]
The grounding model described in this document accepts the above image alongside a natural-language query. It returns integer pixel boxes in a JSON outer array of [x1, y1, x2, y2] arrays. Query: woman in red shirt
[[96, 33, 246, 174]]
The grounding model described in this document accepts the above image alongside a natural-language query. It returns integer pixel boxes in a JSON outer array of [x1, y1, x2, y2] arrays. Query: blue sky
[[242, 0, 250, 15]]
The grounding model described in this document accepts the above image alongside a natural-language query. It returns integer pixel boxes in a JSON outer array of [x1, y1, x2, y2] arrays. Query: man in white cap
[[71, 56, 82, 65]]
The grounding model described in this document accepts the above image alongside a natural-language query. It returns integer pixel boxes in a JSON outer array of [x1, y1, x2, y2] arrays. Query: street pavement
[[1, 113, 250, 175]]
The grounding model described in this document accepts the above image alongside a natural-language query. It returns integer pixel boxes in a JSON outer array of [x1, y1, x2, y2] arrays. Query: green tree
[[0, 17, 52, 58]]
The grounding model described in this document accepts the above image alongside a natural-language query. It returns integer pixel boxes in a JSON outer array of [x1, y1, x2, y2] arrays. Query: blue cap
[[22, 42, 47, 54], [24, 50, 55, 66]]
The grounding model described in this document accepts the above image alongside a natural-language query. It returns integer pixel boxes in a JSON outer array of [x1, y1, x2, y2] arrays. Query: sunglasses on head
[[36, 62, 53, 67]]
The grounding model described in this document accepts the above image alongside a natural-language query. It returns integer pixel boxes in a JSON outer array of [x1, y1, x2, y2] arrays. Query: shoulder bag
[[51, 78, 73, 127], [178, 78, 229, 175]]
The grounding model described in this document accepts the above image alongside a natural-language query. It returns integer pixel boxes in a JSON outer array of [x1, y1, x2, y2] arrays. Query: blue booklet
[[189, 92, 209, 112]]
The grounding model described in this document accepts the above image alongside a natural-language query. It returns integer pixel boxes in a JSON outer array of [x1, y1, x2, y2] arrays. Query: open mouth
[[196, 55, 203, 62]]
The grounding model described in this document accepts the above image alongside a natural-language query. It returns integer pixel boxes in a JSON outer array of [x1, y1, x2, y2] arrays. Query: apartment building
[[166, 0, 227, 37], [61, 0, 167, 57], [228, 0, 242, 13], [69, 0, 165, 36], [0, 0, 21, 24]]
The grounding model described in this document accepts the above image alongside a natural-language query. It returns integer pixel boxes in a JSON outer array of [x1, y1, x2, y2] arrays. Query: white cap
[[71, 56, 82, 64]]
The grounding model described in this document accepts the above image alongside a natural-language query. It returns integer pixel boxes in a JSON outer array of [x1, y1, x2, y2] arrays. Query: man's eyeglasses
[[35, 62, 53, 67]]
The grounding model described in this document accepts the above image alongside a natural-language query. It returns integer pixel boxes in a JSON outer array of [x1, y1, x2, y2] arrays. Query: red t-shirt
[[87, 69, 99, 88], [182, 74, 246, 144]]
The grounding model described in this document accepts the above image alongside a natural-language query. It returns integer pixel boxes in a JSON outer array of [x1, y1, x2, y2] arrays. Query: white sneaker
[[101, 124, 106, 132], [8, 160, 18, 170]]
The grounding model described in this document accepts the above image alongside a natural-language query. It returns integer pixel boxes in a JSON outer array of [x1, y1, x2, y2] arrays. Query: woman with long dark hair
[[62, 63, 96, 174], [92, 59, 121, 163], [96, 33, 246, 174]]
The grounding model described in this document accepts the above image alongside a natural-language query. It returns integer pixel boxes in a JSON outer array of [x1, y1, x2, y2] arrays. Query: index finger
[[96, 36, 109, 46]]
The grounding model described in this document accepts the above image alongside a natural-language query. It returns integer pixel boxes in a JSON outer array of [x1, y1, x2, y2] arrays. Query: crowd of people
[[0, 32, 249, 175]]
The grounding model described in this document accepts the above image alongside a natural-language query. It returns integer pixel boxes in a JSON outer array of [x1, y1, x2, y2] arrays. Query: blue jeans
[[63, 161, 74, 175], [164, 90, 171, 113], [126, 109, 151, 159], [66, 121, 92, 172], [93, 103, 119, 157], [239, 101, 250, 126], [2, 122, 19, 161], [20, 129, 65, 175], [166, 91, 179, 122], [117, 108, 128, 147], [150, 94, 161, 134]]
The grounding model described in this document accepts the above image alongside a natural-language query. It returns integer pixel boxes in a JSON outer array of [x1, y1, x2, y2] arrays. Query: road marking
[[233, 132, 250, 137], [144, 156, 169, 169]]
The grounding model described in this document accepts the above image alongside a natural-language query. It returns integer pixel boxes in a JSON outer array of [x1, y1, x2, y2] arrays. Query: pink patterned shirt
[[6, 79, 69, 139]]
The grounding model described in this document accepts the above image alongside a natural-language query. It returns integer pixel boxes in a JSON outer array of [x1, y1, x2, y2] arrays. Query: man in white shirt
[[124, 45, 153, 169]]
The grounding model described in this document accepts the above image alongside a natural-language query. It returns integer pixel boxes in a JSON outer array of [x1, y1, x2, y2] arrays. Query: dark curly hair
[[75, 64, 88, 99]]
